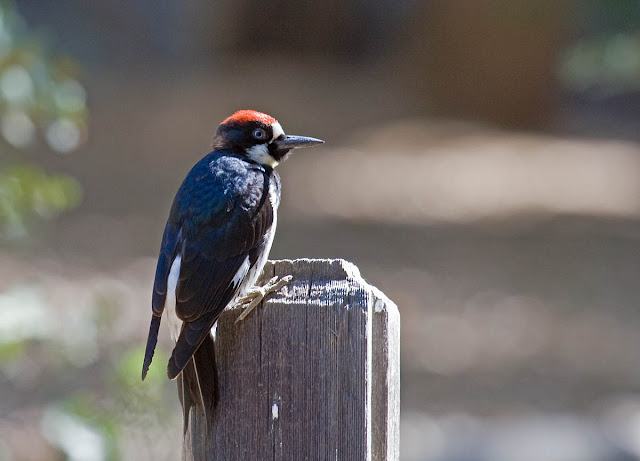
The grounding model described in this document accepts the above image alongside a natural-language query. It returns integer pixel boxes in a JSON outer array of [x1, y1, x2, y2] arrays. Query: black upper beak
[[273, 135, 324, 151]]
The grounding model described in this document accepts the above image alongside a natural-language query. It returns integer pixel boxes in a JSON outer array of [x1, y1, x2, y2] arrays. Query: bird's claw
[[234, 275, 293, 324]]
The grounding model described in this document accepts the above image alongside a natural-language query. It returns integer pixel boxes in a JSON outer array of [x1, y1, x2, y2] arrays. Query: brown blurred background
[[2, 1, 640, 460]]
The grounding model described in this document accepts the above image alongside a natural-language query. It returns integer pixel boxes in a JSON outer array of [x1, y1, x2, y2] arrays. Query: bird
[[141, 109, 323, 431]]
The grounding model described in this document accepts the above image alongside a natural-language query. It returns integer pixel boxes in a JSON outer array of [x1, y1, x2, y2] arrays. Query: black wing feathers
[[143, 153, 275, 389], [143, 222, 181, 380], [169, 156, 274, 378]]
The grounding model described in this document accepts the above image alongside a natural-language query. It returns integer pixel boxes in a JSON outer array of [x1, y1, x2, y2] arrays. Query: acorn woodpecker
[[141, 110, 323, 424]]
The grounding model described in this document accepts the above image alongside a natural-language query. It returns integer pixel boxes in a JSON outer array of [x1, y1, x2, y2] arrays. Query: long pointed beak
[[274, 135, 324, 151]]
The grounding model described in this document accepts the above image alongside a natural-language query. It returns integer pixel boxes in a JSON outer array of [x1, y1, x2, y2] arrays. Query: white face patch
[[246, 122, 285, 168]]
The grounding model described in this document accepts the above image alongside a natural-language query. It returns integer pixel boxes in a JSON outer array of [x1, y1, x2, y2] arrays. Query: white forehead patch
[[271, 122, 284, 140]]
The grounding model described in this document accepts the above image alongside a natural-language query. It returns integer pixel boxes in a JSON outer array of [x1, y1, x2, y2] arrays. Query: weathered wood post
[[182, 259, 400, 460]]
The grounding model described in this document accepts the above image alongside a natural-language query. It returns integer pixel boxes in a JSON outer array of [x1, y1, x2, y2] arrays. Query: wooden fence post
[[182, 258, 400, 460]]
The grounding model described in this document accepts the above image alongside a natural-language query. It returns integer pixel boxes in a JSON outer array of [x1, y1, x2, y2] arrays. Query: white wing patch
[[232, 255, 251, 288], [165, 255, 182, 342]]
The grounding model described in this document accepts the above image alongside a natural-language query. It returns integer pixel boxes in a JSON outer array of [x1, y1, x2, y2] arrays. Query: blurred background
[[1, 0, 640, 459]]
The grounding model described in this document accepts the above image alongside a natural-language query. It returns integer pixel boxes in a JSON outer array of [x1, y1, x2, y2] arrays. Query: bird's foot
[[234, 275, 293, 324]]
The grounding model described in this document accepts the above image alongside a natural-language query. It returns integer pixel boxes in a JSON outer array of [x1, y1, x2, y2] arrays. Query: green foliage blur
[[40, 347, 174, 461], [0, 279, 180, 460], [0, 164, 81, 238], [0, 0, 87, 242], [559, 0, 640, 94]]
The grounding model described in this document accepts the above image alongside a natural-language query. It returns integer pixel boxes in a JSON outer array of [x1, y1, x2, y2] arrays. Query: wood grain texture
[[182, 258, 400, 461]]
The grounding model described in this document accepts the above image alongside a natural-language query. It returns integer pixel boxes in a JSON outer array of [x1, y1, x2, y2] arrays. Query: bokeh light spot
[[0, 65, 34, 104], [1, 110, 35, 147], [46, 118, 81, 153]]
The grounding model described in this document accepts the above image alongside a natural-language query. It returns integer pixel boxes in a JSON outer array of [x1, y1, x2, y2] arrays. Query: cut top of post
[[183, 258, 400, 461]]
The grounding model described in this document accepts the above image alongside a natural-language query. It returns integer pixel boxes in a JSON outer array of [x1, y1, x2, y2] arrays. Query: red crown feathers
[[221, 110, 278, 126]]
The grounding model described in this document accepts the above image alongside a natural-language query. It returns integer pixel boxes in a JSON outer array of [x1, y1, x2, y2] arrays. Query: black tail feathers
[[142, 315, 162, 380], [177, 333, 219, 435]]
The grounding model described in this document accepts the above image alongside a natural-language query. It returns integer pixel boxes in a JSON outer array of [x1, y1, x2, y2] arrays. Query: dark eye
[[252, 128, 267, 140]]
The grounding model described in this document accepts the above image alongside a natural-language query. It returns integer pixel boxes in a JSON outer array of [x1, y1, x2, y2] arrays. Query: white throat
[[246, 144, 278, 168]]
